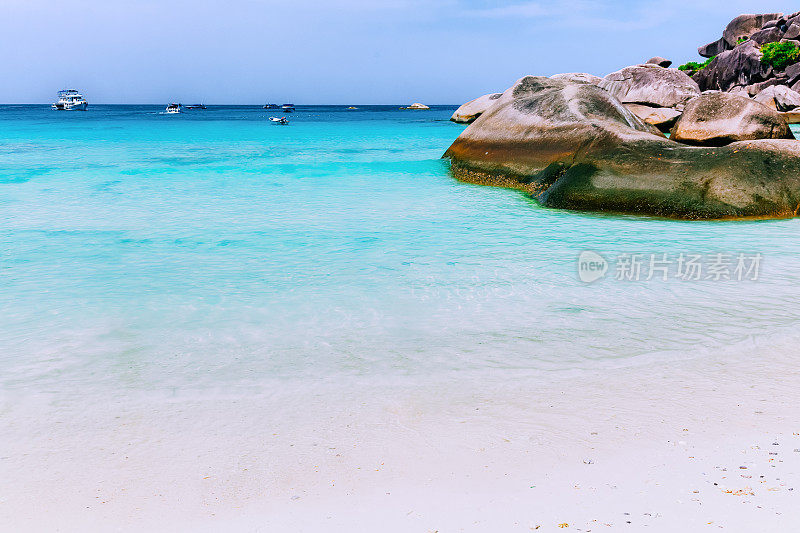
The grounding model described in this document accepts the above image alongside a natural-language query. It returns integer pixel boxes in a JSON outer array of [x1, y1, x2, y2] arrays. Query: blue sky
[[4, 0, 799, 104]]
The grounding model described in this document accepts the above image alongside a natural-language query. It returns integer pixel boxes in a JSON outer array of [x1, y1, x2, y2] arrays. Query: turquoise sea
[[2, 105, 800, 399]]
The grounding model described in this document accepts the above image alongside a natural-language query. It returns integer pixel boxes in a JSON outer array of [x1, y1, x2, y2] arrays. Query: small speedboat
[[281, 104, 295, 113], [263, 103, 279, 109], [52, 89, 88, 111], [346, 106, 358, 110], [165, 103, 182, 114], [269, 116, 289, 125]]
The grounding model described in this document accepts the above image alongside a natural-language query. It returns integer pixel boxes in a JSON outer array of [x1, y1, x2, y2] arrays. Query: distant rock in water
[[451, 93, 503, 124], [646, 56, 673, 68], [443, 76, 800, 220], [753, 85, 800, 111], [670, 92, 794, 146], [405, 103, 430, 110], [599, 64, 700, 109]]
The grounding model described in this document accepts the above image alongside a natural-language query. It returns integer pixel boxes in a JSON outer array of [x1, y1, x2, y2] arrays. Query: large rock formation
[[750, 25, 784, 45], [451, 73, 602, 124], [670, 92, 794, 146], [693, 40, 773, 93], [723, 13, 785, 45], [691, 11, 800, 96], [699, 13, 784, 58], [753, 84, 800, 111], [444, 76, 800, 220], [445, 77, 664, 178], [599, 64, 700, 108], [451, 93, 503, 124]]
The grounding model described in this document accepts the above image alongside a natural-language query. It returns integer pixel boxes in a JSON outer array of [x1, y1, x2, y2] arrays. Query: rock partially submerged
[[451, 93, 503, 124], [670, 92, 794, 146], [599, 64, 700, 108], [444, 76, 800, 220]]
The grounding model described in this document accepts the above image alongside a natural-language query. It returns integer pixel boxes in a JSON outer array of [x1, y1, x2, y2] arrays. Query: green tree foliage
[[760, 42, 800, 70], [678, 56, 716, 75]]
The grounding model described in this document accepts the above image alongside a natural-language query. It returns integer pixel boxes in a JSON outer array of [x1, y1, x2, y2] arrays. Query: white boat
[[51, 90, 88, 111], [269, 116, 289, 125], [165, 103, 182, 114]]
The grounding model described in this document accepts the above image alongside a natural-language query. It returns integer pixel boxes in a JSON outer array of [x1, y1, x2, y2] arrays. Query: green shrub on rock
[[760, 42, 800, 70], [678, 56, 716, 75]]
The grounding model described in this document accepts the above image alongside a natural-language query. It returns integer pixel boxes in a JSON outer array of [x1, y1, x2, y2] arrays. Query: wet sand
[[2, 345, 799, 532]]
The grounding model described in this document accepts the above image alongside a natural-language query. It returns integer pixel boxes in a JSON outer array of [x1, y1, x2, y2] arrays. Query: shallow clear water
[[2, 105, 800, 397]]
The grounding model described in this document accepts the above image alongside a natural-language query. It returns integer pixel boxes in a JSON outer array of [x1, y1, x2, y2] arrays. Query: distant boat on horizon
[[164, 103, 182, 114], [263, 103, 279, 109], [185, 103, 206, 110], [281, 104, 295, 113], [52, 90, 88, 111]]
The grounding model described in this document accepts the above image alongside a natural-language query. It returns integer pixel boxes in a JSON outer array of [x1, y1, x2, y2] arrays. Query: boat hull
[[51, 102, 88, 111]]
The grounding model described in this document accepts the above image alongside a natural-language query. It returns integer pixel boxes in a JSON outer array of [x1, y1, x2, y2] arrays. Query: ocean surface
[[2, 104, 800, 400]]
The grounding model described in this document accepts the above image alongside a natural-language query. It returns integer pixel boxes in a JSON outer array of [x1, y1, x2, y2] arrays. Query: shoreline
[[3, 344, 799, 532]]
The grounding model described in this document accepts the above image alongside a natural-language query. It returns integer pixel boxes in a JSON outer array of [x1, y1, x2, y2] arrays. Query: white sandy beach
[[2, 338, 799, 533], [8, 2, 800, 532]]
